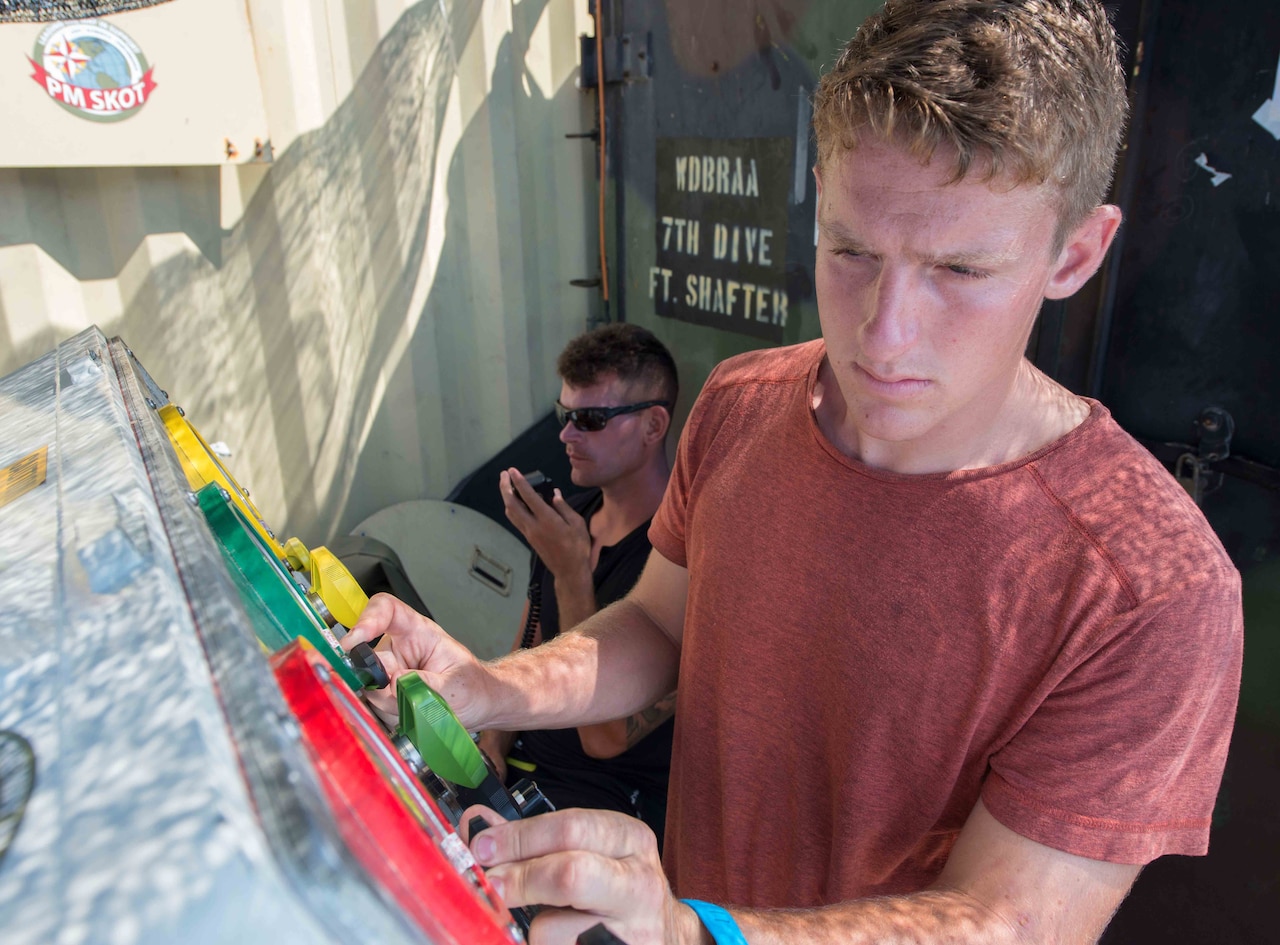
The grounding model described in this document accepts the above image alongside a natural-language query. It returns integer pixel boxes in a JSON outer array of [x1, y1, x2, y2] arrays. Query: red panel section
[[271, 640, 516, 945]]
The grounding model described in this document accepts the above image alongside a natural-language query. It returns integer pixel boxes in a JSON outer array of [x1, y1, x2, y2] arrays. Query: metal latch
[[1175, 407, 1234, 506], [468, 547, 513, 596]]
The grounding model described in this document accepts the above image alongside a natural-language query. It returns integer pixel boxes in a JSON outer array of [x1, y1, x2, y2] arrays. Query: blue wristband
[[681, 899, 748, 945]]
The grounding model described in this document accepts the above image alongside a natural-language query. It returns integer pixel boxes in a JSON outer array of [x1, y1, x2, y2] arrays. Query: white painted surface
[[0, 0, 271, 167], [0, 0, 598, 549], [353, 499, 530, 661]]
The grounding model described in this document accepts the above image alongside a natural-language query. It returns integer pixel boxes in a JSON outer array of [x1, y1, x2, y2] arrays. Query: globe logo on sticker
[[28, 20, 156, 123]]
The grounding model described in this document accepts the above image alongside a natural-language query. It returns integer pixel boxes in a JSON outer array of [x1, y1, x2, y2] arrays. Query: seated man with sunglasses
[[477, 323, 679, 842]]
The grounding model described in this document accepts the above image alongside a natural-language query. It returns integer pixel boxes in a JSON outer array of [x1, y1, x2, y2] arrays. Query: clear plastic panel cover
[[0, 328, 430, 945]]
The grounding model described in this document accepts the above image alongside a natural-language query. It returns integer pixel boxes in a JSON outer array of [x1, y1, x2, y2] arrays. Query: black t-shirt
[[511, 490, 674, 835]]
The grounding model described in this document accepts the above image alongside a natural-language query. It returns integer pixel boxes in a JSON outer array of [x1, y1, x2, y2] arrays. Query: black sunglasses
[[555, 399, 670, 432]]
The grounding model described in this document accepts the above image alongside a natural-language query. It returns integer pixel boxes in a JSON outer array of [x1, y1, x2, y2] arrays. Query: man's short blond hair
[[812, 0, 1128, 236]]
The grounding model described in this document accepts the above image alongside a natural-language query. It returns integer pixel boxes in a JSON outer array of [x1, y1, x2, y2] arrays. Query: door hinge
[[580, 30, 652, 88]]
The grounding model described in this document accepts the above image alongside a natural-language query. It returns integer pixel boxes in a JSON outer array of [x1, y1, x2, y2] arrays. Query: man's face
[[557, 374, 652, 488], [813, 138, 1077, 468]]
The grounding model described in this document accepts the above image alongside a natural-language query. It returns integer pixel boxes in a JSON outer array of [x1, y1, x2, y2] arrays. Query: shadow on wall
[[345, 0, 598, 537], [0, 0, 594, 544], [0, 164, 224, 280], [133, 0, 477, 544]]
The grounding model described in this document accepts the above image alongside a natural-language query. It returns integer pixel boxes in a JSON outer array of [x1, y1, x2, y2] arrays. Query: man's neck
[[591, 453, 671, 548], [815, 357, 1089, 474]]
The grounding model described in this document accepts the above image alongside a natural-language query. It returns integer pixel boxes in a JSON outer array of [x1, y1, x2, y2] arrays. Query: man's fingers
[[461, 805, 508, 844], [549, 489, 584, 528], [348, 592, 435, 650], [471, 808, 656, 868], [359, 665, 416, 721], [524, 908, 625, 945], [486, 849, 656, 914], [548, 492, 570, 525], [348, 599, 491, 727], [345, 592, 400, 646], [508, 468, 550, 517], [499, 469, 528, 517], [466, 809, 674, 944], [500, 470, 547, 536], [363, 686, 399, 725]]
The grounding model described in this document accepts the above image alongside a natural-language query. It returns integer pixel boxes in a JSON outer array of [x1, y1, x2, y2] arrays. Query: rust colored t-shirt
[[649, 340, 1242, 909]]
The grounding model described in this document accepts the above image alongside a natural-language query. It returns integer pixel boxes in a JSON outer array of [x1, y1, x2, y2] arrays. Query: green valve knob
[[396, 673, 488, 789]]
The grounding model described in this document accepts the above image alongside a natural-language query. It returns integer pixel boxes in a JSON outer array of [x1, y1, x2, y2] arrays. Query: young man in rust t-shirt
[[350, 2, 1244, 942]]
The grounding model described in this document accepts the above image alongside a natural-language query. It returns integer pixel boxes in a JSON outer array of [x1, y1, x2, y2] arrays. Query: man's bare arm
[[481, 550, 689, 732], [545, 547, 596, 641], [480, 594, 678, 764], [475, 601, 539, 780], [578, 691, 678, 759], [538, 508, 648, 759], [730, 799, 1139, 945], [476, 797, 1139, 945]]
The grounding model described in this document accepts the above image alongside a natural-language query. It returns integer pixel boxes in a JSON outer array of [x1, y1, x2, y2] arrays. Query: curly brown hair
[[557, 324, 679, 408], [812, 0, 1128, 237]]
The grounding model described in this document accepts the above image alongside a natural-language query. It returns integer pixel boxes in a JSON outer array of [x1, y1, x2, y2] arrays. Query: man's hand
[[345, 593, 493, 729], [463, 806, 706, 945], [500, 468, 593, 585], [456, 797, 1138, 945]]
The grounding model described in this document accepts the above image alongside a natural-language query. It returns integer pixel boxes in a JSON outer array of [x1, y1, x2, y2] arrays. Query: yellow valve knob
[[283, 537, 312, 573], [308, 546, 369, 629]]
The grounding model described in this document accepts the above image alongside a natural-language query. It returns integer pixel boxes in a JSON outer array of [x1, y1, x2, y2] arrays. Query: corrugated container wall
[[0, 0, 598, 543]]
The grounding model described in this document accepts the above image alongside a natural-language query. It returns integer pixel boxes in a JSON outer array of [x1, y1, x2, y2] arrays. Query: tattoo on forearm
[[623, 692, 677, 748]]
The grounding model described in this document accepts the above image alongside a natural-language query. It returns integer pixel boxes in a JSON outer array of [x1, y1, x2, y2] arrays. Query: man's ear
[[1044, 204, 1122, 300], [645, 404, 672, 445], [813, 163, 823, 205]]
